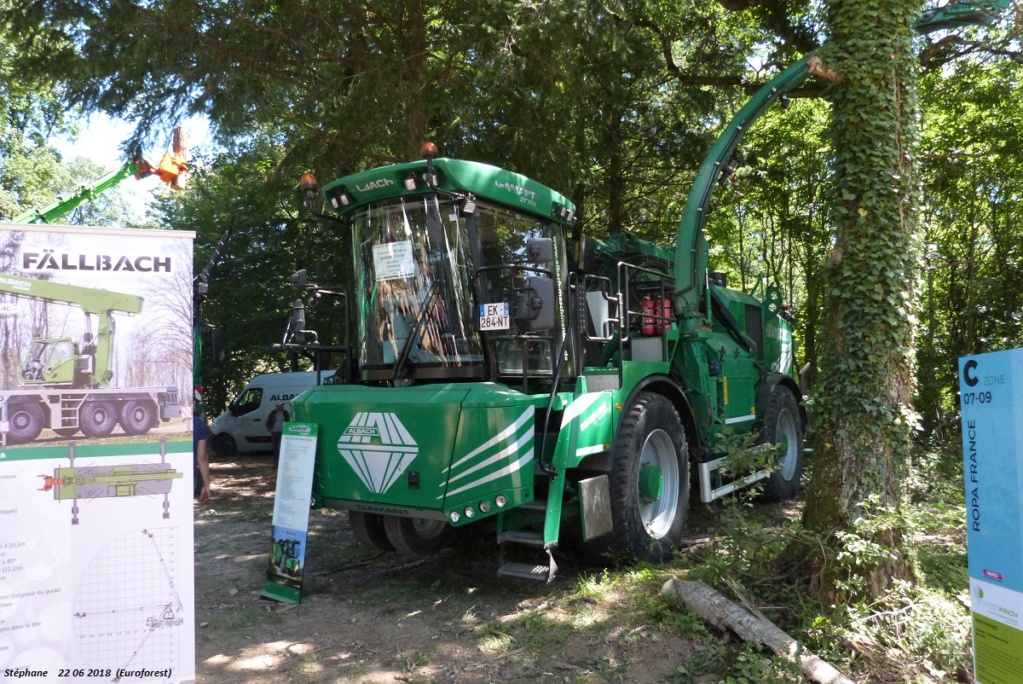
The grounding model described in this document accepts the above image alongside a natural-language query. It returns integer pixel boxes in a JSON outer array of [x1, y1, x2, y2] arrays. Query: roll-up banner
[[959, 349, 1023, 684], [0, 223, 195, 683]]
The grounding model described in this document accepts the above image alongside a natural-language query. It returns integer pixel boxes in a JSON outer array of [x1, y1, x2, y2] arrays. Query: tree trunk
[[400, 0, 429, 158], [802, 0, 922, 602]]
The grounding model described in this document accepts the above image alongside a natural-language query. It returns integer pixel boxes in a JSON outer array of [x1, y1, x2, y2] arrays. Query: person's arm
[[197, 437, 211, 503]]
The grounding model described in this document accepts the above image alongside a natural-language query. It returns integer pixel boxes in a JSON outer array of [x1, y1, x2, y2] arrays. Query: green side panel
[[296, 382, 542, 516], [321, 158, 575, 226], [674, 335, 717, 445], [619, 360, 672, 401], [297, 384, 470, 510], [718, 354, 759, 431], [556, 390, 616, 468], [443, 399, 536, 512]]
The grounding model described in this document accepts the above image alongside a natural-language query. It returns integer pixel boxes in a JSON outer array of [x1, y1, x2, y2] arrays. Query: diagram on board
[[72, 527, 186, 680], [37, 440, 183, 524]]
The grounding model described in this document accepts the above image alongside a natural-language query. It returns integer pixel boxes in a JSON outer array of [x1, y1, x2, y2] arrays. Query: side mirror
[[514, 276, 555, 332], [577, 233, 598, 273], [210, 327, 225, 364], [526, 238, 554, 264]]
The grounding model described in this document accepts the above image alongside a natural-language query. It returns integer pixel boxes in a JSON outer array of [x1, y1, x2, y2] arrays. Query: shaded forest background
[[2, 0, 1020, 436]]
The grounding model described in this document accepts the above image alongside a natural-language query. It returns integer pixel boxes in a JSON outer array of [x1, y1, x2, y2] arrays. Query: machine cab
[[21, 337, 77, 386], [317, 150, 577, 387]]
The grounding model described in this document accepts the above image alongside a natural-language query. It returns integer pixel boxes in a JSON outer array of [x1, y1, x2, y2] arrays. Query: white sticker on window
[[373, 241, 415, 281], [479, 303, 510, 331]]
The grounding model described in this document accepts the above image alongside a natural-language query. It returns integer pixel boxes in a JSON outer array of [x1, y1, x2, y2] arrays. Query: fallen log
[[660, 578, 856, 684]]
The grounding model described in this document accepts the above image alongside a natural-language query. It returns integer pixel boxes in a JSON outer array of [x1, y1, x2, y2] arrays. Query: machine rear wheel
[[6, 402, 44, 444], [383, 516, 450, 557], [605, 391, 689, 563], [80, 401, 117, 439], [120, 400, 156, 436], [758, 387, 804, 502], [349, 511, 395, 552]]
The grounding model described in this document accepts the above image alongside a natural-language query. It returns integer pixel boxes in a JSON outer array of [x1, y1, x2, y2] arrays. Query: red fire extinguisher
[[657, 297, 672, 334], [641, 295, 657, 336]]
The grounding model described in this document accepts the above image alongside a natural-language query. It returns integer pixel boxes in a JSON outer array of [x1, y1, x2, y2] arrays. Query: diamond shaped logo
[[337, 412, 418, 494]]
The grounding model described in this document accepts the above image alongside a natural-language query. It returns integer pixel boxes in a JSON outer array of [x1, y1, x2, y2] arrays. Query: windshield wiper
[[391, 280, 440, 383]]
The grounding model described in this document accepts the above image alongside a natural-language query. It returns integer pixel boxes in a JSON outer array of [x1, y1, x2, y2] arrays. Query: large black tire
[[758, 387, 804, 502], [119, 400, 157, 436], [211, 433, 237, 457], [605, 391, 689, 563], [383, 516, 451, 557], [6, 402, 44, 444], [80, 401, 118, 439], [349, 511, 395, 552]]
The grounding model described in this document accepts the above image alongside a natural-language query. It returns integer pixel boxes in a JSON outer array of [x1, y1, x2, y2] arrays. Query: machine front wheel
[[383, 516, 451, 557], [606, 391, 689, 563], [758, 387, 804, 502], [80, 401, 117, 439], [349, 511, 395, 552]]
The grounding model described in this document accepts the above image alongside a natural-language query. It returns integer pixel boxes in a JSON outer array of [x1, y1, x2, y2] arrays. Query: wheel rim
[[637, 428, 679, 538], [410, 518, 447, 540], [777, 408, 800, 480]]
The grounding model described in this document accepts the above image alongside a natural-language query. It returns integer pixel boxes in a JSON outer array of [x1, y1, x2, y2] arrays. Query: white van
[[210, 370, 335, 455]]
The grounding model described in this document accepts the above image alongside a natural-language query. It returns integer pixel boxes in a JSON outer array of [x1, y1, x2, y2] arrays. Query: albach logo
[[337, 413, 418, 494]]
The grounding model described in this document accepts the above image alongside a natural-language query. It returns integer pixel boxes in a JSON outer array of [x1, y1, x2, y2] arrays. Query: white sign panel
[[372, 241, 415, 281]]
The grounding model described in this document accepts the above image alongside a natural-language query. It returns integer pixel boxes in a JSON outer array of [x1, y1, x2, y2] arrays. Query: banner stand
[[959, 350, 1023, 684], [261, 422, 318, 604]]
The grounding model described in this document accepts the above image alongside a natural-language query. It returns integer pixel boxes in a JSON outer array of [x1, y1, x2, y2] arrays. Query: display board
[[959, 349, 1023, 684], [0, 223, 195, 683]]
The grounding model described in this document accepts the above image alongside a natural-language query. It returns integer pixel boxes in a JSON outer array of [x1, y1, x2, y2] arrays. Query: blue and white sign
[[959, 349, 1023, 683]]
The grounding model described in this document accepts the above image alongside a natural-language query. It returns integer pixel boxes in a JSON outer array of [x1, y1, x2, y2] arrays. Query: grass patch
[[664, 441, 976, 683]]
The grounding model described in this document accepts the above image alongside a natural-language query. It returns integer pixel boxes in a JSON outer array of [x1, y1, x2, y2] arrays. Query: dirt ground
[[194, 453, 724, 684]]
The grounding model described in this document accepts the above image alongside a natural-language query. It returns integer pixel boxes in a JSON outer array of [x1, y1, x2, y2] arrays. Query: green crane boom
[[12, 157, 153, 225], [11, 126, 189, 225], [0, 273, 143, 389]]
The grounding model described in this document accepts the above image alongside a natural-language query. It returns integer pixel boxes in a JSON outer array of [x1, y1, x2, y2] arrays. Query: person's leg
[[272, 432, 283, 468]]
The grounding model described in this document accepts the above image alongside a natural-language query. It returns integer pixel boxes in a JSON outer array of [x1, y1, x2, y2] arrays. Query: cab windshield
[[351, 194, 569, 382], [352, 196, 483, 380]]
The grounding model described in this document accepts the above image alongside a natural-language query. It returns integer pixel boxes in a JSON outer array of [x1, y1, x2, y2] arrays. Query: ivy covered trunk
[[802, 0, 922, 602]]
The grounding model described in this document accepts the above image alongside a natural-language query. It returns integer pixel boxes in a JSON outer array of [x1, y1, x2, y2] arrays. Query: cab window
[[233, 388, 263, 415]]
